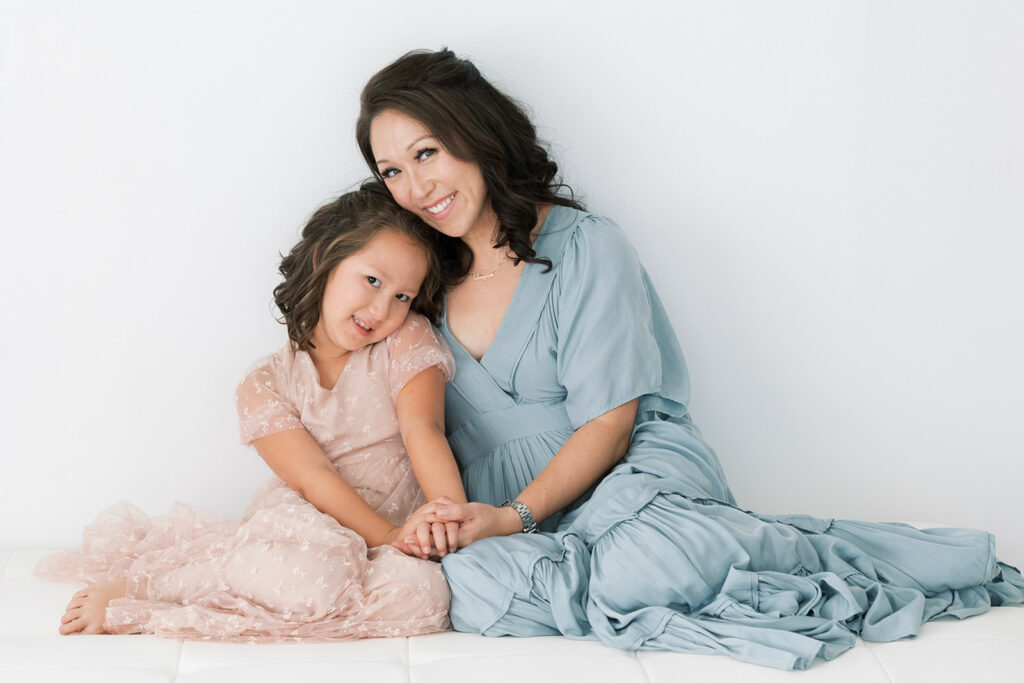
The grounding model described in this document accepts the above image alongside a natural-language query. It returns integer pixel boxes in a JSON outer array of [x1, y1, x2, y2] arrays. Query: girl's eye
[[395, 293, 411, 303], [415, 147, 437, 162], [379, 167, 398, 179], [367, 276, 380, 287]]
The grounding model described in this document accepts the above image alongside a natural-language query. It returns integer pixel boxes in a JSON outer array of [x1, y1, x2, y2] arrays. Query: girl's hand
[[390, 497, 460, 559], [435, 502, 523, 547], [395, 520, 460, 560]]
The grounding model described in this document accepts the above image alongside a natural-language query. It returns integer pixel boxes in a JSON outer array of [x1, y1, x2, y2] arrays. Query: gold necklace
[[471, 253, 508, 281]]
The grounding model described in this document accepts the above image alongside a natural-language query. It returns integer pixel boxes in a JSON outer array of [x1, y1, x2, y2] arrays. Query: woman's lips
[[425, 192, 456, 219]]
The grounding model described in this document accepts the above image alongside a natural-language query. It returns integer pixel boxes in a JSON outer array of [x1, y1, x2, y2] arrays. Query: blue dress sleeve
[[554, 216, 663, 429]]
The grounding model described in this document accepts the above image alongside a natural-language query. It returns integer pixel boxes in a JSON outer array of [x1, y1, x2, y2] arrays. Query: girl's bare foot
[[59, 580, 126, 635]]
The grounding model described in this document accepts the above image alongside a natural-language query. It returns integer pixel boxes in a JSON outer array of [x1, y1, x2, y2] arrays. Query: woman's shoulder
[[543, 204, 622, 234], [543, 205, 640, 271]]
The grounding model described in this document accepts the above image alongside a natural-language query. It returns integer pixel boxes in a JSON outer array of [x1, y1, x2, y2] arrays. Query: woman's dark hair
[[356, 48, 584, 283], [274, 179, 443, 351]]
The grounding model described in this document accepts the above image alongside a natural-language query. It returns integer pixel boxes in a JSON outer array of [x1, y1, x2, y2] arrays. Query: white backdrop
[[2, 1, 1022, 564]]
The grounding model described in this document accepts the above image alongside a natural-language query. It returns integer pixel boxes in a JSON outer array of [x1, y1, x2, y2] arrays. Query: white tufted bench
[[3, 546, 1022, 683]]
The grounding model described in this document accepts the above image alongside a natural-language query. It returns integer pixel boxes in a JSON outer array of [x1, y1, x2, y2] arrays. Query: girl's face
[[369, 109, 497, 244], [311, 230, 428, 359]]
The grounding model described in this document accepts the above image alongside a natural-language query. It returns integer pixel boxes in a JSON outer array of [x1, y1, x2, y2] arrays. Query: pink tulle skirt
[[35, 482, 449, 641]]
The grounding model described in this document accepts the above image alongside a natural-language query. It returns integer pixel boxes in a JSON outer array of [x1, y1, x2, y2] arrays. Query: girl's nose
[[369, 296, 391, 321]]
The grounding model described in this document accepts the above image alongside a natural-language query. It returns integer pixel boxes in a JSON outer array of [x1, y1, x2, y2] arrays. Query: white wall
[[2, 1, 1021, 564]]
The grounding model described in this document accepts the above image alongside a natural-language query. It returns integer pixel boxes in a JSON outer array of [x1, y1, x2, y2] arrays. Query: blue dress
[[438, 206, 1024, 670]]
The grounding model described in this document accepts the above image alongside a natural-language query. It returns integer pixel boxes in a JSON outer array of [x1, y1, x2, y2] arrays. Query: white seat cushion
[[4, 548, 1022, 682]]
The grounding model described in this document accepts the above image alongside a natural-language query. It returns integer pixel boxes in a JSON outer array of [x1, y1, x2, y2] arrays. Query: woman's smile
[[370, 109, 496, 244], [425, 192, 456, 216]]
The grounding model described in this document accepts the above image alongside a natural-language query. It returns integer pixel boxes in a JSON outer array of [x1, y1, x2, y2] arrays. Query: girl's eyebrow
[[375, 134, 435, 166]]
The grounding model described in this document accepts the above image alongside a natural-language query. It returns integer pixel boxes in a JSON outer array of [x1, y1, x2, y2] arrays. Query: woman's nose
[[407, 168, 433, 201]]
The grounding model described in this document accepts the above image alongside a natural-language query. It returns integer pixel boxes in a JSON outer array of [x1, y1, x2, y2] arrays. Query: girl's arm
[[395, 365, 468, 556], [436, 398, 638, 543], [252, 429, 408, 548], [395, 365, 466, 502]]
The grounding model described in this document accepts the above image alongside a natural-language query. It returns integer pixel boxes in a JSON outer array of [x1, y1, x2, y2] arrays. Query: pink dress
[[35, 313, 456, 641]]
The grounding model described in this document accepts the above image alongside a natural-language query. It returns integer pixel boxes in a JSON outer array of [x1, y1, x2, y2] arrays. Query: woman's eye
[[367, 276, 380, 287], [380, 167, 398, 179], [395, 293, 411, 303], [415, 148, 437, 162]]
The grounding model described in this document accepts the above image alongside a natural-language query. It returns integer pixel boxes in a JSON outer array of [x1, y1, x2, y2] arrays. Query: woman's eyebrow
[[406, 134, 434, 150]]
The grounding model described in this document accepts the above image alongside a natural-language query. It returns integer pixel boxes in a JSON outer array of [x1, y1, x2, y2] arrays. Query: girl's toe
[[59, 617, 82, 634]]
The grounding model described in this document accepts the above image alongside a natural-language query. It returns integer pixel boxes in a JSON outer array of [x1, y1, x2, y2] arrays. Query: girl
[[35, 180, 466, 641], [356, 49, 1024, 670]]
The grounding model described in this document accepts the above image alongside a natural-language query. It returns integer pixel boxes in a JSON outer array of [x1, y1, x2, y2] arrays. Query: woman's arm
[[253, 429, 408, 548], [435, 217, 657, 546], [436, 398, 638, 544], [514, 397, 637, 524]]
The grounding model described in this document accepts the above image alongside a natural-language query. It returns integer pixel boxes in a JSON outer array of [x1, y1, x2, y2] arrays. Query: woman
[[356, 48, 1024, 670]]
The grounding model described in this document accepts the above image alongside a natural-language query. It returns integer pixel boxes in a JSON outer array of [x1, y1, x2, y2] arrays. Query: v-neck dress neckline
[[440, 205, 582, 398]]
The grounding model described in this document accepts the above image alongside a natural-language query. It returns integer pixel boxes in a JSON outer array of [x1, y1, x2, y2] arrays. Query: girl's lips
[[352, 316, 373, 336], [424, 192, 456, 220]]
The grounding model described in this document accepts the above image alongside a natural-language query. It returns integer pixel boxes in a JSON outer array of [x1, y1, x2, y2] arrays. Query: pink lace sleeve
[[235, 361, 304, 445], [387, 313, 455, 402]]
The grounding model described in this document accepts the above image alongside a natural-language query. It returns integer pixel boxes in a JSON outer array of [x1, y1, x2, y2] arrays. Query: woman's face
[[369, 109, 496, 244]]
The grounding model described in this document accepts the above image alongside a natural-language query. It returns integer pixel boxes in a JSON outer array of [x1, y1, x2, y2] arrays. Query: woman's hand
[[434, 502, 523, 547], [389, 497, 461, 560]]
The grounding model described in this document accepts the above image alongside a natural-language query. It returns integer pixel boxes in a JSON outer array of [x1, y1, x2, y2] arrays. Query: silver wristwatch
[[501, 499, 538, 534]]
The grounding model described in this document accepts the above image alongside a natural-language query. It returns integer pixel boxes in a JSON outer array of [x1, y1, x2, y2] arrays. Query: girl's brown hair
[[274, 179, 443, 351], [356, 48, 584, 284]]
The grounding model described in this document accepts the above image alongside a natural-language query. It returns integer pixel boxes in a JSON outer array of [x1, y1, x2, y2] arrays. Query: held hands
[[391, 500, 525, 560], [388, 497, 461, 561]]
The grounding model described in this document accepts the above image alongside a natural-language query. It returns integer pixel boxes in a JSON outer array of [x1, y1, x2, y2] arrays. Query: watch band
[[501, 499, 538, 534]]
